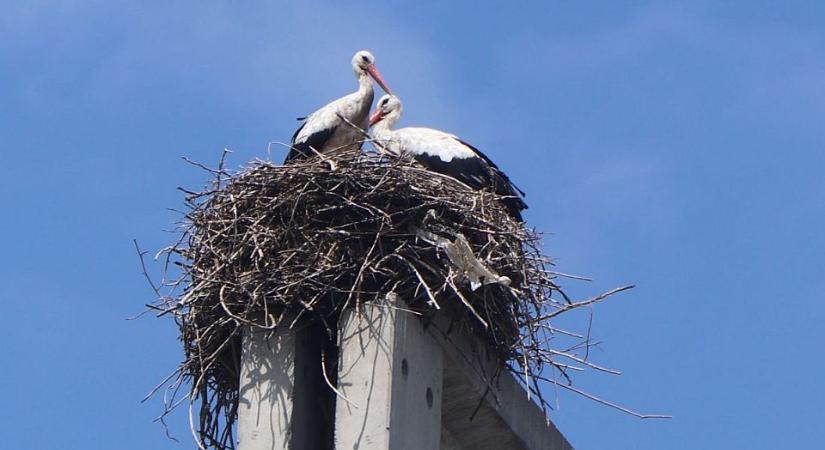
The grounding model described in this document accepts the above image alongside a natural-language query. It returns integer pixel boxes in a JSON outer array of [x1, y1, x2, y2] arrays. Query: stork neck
[[372, 111, 400, 135], [356, 71, 373, 96]]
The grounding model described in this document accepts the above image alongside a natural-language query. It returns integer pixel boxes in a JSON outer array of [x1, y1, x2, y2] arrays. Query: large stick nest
[[146, 150, 633, 449]]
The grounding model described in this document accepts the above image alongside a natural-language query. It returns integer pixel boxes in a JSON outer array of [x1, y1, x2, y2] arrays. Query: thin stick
[[321, 350, 359, 409], [538, 285, 635, 321], [552, 380, 672, 419]]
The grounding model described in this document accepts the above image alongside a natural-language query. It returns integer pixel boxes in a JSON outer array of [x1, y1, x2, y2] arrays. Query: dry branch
[[144, 150, 649, 449]]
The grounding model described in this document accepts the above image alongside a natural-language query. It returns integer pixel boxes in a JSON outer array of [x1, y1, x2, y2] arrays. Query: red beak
[[365, 64, 393, 95], [369, 108, 384, 127]]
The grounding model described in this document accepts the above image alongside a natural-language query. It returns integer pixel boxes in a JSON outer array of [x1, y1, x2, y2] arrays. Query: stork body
[[370, 95, 527, 221], [285, 51, 392, 163]]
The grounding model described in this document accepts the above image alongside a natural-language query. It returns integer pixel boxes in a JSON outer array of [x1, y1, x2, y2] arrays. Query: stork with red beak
[[284, 50, 393, 163], [369, 95, 527, 221]]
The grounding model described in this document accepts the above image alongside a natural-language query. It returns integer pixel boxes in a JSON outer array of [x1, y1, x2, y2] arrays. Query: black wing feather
[[284, 122, 337, 164], [414, 140, 528, 221], [457, 139, 528, 221], [456, 139, 527, 197]]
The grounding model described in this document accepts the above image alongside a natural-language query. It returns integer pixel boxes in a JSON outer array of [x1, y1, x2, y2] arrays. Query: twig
[[139, 151, 658, 449], [538, 285, 635, 321], [550, 379, 672, 419]]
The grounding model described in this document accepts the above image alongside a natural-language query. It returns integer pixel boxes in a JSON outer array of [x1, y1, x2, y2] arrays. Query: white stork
[[284, 50, 393, 163], [369, 95, 527, 221]]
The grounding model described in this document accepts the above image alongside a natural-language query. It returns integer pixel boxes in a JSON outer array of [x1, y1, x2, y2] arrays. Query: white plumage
[[376, 126, 478, 162], [285, 50, 392, 163], [369, 95, 527, 221]]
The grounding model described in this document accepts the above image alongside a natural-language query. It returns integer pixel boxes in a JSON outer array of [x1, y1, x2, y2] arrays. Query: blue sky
[[2, 1, 824, 448]]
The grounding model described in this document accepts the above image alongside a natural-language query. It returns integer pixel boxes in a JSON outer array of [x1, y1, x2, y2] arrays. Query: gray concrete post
[[237, 326, 295, 450], [429, 307, 573, 450], [237, 299, 573, 450], [238, 322, 334, 450], [334, 296, 444, 449]]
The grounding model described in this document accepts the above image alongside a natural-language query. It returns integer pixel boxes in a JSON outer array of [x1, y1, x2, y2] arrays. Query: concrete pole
[[334, 296, 444, 449], [429, 306, 573, 450], [237, 321, 334, 450], [237, 299, 573, 450], [237, 326, 295, 450]]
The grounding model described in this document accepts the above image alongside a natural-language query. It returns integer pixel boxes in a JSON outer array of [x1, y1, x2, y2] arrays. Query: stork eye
[[361, 55, 370, 62]]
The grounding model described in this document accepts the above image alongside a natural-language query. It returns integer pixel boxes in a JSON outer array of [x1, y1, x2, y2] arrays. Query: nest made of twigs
[[144, 150, 635, 449]]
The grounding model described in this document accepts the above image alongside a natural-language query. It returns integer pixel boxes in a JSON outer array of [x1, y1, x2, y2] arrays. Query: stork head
[[352, 50, 393, 95], [369, 94, 403, 128]]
